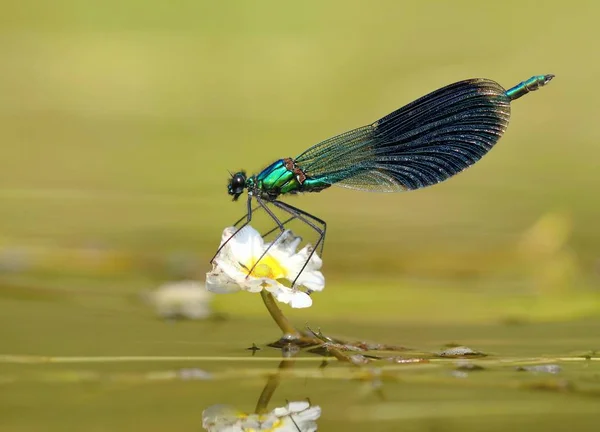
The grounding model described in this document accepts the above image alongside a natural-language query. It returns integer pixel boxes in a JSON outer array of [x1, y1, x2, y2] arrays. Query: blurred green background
[[1, 1, 600, 431], [1, 0, 598, 321]]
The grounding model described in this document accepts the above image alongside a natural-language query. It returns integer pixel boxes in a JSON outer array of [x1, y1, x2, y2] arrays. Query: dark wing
[[294, 78, 511, 192]]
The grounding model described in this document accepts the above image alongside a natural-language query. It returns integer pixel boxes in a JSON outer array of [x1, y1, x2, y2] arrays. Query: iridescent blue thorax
[[249, 158, 330, 200]]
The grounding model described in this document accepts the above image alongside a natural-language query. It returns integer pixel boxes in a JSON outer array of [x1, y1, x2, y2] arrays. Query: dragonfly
[[214, 74, 555, 286]]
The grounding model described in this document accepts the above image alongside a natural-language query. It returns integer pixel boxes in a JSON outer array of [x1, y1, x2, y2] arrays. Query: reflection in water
[[202, 401, 321, 432], [202, 360, 321, 431]]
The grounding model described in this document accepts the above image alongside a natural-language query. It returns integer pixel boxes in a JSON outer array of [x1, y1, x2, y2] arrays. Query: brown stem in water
[[260, 290, 300, 336], [254, 359, 296, 414], [254, 374, 281, 415]]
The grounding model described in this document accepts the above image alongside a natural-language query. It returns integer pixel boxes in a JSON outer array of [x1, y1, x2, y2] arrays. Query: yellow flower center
[[245, 420, 283, 432], [246, 255, 287, 279], [235, 414, 282, 431]]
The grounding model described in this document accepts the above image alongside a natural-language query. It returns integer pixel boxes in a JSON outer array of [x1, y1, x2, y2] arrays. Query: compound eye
[[233, 174, 245, 188]]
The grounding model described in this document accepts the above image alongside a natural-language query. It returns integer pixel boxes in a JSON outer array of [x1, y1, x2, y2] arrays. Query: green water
[[2, 288, 600, 431]]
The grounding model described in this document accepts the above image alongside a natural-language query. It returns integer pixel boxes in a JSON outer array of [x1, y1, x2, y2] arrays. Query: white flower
[[143, 280, 213, 320], [206, 226, 324, 309], [202, 401, 321, 432]]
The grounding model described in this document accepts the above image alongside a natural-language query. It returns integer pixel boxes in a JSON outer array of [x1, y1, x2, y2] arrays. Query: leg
[[235, 204, 290, 239], [244, 197, 289, 277], [270, 201, 326, 288], [261, 215, 295, 238], [233, 204, 260, 228], [272, 200, 327, 255], [210, 195, 254, 264]]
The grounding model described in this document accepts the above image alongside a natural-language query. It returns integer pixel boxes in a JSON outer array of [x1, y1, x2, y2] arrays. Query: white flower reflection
[[206, 226, 324, 309], [202, 401, 321, 432]]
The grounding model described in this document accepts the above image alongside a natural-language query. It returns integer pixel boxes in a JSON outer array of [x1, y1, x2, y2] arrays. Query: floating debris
[[349, 354, 371, 365], [246, 343, 261, 356], [387, 357, 430, 364], [267, 333, 318, 349], [515, 364, 561, 374], [435, 346, 487, 358], [307, 341, 364, 357], [351, 341, 410, 352], [178, 368, 212, 381]]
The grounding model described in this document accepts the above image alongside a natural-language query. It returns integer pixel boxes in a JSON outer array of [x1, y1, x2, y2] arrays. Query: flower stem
[[254, 359, 295, 414], [260, 291, 299, 336], [254, 372, 281, 414]]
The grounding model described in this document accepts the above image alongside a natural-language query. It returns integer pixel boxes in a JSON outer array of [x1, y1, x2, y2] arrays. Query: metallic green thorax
[[253, 159, 330, 199], [505, 74, 554, 101]]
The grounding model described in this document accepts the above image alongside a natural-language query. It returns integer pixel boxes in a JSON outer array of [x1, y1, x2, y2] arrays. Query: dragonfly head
[[227, 171, 247, 201]]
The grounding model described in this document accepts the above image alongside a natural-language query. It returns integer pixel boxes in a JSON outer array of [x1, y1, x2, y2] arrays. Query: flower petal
[[243, 278, 270, 293], [294, 269, 325, 292], [205, 267, 242, 294], [273, 401, 310, 417], [207, 225, 325, 308], [221, 225, 265, 267], [203, 401, 321, 431], [268, 285, 313, 309], [297, 245, 323, 270], [274, 244, 325, 292], [270, 230, 302, 254], [298, 405, 322, 422]]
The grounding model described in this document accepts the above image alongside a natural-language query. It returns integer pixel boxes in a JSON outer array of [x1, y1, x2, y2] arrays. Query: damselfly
[[214, 74, 554, 285]]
